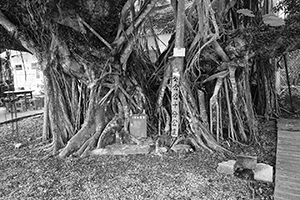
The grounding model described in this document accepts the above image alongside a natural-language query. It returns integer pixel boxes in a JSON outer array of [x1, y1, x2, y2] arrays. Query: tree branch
[[0, 10, 37, 55], [78, 16, 113, 50], [114, 0, 159, 47]]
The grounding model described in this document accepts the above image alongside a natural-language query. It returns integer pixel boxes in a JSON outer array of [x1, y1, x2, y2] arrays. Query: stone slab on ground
[[90, 144, 151, 156], [14, 143, 23, 149], [235, 155, 257, 170], [217, 160, 236, 175], [253, 163, 273, 182]]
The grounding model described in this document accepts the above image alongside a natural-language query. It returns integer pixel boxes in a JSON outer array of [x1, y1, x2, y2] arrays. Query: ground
[[0, 116, 276, 200]]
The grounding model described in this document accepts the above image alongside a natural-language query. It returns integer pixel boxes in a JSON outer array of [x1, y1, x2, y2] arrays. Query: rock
[[91, 144, 151, 156], [253, 163, 273, 182], [90, 148, 109, 155], [234, 168, 254, 180], [140, 137, 154, 146], [234, 155, 257, 170], [14, 143, 23, 149], [217, 160, 236, 175], [171, 144, 193, 153]]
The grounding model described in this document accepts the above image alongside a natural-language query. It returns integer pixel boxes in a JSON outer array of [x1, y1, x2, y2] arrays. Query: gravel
[[0, 116, 276, 200]]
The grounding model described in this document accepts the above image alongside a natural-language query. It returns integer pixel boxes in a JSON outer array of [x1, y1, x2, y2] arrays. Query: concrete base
[[217, 160, 236, 175], [253, 163, 273, 182]]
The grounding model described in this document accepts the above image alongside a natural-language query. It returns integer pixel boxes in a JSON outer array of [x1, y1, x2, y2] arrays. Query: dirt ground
[[0, 116, 276, 200]]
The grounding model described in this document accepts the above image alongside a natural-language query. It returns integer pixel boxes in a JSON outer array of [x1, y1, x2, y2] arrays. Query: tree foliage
[[275, 0, 300, 16]]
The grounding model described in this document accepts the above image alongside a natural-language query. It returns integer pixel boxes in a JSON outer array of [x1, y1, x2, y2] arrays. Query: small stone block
[[235, 155, 257, 170], [129, 114, 147, 139], [14, 143, 23, 149], [90, 144, 151, 156], [253, 163, 273, 182], [217, 160, 236, 175]]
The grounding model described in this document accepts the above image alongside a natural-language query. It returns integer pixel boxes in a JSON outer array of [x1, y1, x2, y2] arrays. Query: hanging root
[[180, 79, 230, 153], [35, 141, 53, 152], [74, 116, 112, 157], [224, 79, 235, 141], [96, 116, 121, 149], [181, 86, 217, 152], [43, 142, 55, 152]]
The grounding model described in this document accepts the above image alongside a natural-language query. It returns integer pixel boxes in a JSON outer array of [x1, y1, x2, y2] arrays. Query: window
[[15, 65, 22, 70]]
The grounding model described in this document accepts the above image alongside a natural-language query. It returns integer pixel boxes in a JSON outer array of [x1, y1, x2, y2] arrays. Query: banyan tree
[[0, 0, 299, 157]]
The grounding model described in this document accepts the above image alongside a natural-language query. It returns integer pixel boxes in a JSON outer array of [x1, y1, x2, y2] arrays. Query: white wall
[[147, 33, 172, 52], [146, 33, 172, 62], [1, 50, 43, 93]]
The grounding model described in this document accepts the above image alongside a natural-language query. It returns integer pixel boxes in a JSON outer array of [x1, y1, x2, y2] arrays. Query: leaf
[[237, 9, 255, 17], [262, 14, 285, 27]]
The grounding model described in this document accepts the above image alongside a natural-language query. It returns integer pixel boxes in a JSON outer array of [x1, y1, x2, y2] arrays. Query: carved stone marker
[[129, 113, 147, 139]]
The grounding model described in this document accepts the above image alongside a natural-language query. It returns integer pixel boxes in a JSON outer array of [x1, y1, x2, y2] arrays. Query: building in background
[[146, 33, 172, 62], [0, 50, 44, 94]]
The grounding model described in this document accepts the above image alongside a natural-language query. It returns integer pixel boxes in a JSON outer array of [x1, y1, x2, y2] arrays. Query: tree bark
[[59, 86, 97, 158], [42, 73, 51, 141]]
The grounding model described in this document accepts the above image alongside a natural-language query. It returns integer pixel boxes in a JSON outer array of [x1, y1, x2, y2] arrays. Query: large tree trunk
[[59, 86, 97, 157], [43, 67, 68, 154], [1, 0, 300, 157], [255, 58, 279, 117]]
